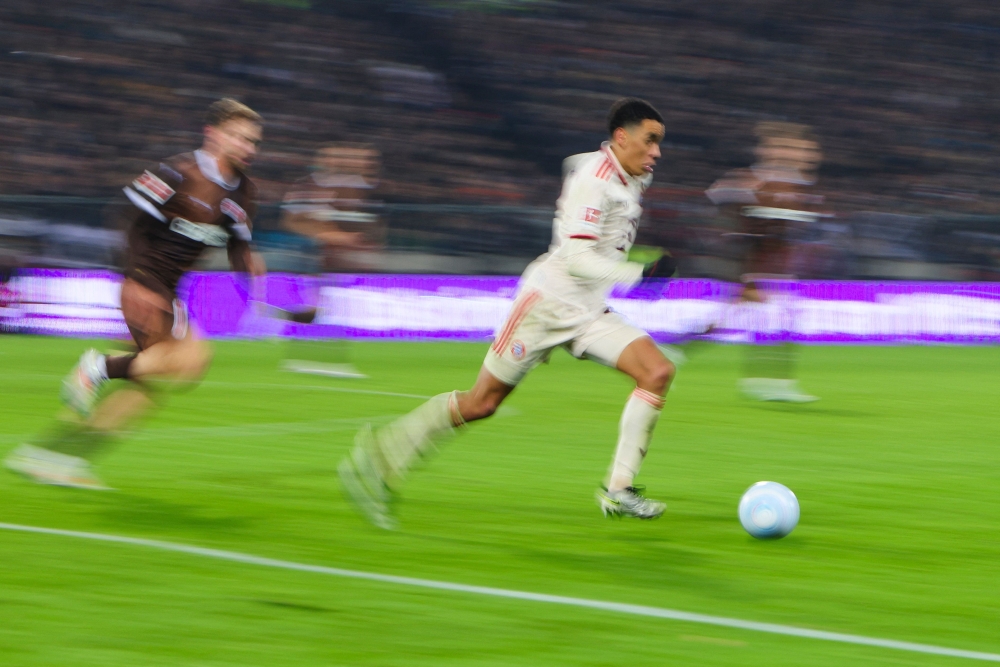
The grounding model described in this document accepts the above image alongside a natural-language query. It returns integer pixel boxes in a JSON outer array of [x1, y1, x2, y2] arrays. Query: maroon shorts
[[119, 278, 188, 350]]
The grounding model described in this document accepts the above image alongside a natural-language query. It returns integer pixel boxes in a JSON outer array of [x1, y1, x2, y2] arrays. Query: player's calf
[[454, 391, 502, 422]]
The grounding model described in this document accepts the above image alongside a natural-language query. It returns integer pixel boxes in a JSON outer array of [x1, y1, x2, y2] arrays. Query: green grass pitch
[[1, 335, 998, 666]]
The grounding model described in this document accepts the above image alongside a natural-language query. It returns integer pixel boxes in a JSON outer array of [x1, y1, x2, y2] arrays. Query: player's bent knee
[[174, 339, 213, 383], [647, 359, 675, 393], [191, 341, 214, 377]]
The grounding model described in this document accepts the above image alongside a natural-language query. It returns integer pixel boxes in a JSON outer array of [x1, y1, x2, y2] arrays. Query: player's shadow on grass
[[237, 598, 339, 614], [94, 493, 253, 534]]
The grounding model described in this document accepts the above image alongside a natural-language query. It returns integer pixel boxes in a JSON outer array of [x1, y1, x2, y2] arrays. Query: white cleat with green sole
[[596, 485, 666, 519], [5, 444, 111, 490], [60, 348, 107, 417]]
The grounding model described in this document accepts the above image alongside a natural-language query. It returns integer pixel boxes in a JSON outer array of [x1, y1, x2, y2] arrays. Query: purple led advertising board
[[4, 269, 1000, 345]]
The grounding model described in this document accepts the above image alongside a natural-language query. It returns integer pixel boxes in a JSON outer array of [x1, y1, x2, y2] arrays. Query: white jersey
[[521, 141, 651, 314]]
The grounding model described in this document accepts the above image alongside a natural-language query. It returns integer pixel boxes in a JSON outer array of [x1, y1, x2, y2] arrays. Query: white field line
[[0, 523, 997, 663]]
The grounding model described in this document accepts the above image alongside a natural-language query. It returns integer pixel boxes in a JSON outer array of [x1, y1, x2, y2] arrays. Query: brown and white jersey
[[123, 149, 257, 296], [281, 172, 378, 229], [281, 172, 382, 271], [706, 166, 822, 277]]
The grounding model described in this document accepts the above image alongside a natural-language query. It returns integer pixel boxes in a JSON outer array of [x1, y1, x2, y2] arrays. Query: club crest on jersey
[[510, 339, 526, 361], [220, 198, 248, 226], [133, 171, 175, 205], [579, 206, 602, 223]]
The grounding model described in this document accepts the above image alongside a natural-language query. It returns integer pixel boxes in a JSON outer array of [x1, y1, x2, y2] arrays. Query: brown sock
[[106, 353, 137, 380]]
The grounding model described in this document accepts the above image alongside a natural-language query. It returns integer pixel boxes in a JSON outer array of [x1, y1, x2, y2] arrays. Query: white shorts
[[483, 288, 649, 387]]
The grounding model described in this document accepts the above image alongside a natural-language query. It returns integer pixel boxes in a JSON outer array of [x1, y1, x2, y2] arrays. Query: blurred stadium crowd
[[1, 0, 1000, 278]]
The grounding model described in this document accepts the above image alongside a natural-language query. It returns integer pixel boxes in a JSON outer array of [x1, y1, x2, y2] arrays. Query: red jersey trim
[[599, 147, 630, 186], [632, 387, 665, 410], [594, 159, 614, 181], [493, 290, 542, 354], [569, 234, 599, 240], [134, 171, 175, 205]]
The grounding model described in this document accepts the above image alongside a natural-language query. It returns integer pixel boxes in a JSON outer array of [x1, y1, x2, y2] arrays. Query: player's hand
[[641, 251, 677, 279]]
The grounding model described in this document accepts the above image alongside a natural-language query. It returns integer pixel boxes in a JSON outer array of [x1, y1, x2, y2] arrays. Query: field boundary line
[[1, 522, 997, 662]]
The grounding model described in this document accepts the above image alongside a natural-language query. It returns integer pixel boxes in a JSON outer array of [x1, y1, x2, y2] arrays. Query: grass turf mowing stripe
[[201, 381, 432, 400], [0, 415, 396, 446], [2, 522, 998, 663], [5, 374, 433, 400]]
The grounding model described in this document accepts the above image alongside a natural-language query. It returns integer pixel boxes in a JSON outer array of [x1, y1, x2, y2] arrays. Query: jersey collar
[[195, 149, 241, 191], [600, 142, 652, 188]]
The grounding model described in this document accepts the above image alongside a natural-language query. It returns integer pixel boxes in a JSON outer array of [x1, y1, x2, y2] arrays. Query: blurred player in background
[[706, 121, 822, 402], [277, 143, 384, 378], [5, 99, 265, 488], [340, 98, 678, 529]]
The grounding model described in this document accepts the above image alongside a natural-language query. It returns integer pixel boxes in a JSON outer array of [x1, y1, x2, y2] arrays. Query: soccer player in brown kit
[[277, 143, 383, 378], [5, 99, 265, 489], [706, 121, 822, 402]]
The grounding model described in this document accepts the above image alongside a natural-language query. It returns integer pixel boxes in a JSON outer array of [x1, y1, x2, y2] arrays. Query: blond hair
[[206, 98, 262, 127], [754, 121, 816, 143]]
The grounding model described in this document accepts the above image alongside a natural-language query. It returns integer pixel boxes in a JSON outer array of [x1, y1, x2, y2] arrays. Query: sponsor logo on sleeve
[[579, 206, 602, 223], [220, 198, 248, 226], [221, 199, 251, 241], [133, 171, 175, 205]]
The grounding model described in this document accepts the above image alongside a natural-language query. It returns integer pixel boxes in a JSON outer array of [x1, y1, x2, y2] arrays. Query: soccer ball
[[738, 481, 799, 539]]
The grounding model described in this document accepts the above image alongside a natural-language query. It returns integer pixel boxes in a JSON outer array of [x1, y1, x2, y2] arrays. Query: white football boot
[[739, 378, 818, 403], [60, 349, 107, 417], [338, 425, 396, 530], [5, 444, 111, 490], [770, 379, 819, 403], [597, 485, 666, 519]]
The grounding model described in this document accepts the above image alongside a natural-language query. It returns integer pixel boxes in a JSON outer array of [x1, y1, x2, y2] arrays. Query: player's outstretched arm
[[227, 238, 265, 276], [562, 238, 644, 286]]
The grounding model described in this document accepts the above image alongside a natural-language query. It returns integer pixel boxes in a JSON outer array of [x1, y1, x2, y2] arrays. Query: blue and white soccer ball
[[738, 481, 799, 539]]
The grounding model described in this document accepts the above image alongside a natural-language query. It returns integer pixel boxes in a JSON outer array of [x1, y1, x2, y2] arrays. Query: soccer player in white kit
[[340, 99, 677, 529]]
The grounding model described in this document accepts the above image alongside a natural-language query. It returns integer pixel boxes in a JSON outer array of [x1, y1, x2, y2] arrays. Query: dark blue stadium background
[[2, 0, 999, 277]]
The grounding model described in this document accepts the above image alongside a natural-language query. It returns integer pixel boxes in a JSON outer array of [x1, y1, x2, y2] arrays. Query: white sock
[[608, 388, 664, 492], [379, 391, 464, 481]]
